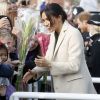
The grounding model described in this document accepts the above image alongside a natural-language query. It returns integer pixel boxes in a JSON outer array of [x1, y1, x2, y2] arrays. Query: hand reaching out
[[0, 17, 9, 29], [22, 69, 37, 84]]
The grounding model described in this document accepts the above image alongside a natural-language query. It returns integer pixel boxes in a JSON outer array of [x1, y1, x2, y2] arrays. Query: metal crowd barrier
[[39, 76, 100, 83], [10, 92, 100, 100], [9, 77, 100, 100], [92, 77, 100, 83]]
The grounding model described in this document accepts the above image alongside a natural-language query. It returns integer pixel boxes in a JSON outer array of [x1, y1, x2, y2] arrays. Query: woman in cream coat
[[23, 3, 96, 94]]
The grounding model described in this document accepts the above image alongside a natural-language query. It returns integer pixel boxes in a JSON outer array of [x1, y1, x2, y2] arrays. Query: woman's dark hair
[[40, 3, 67, 26], [0, 42, 8, 61], [0, 15, 13, 30]]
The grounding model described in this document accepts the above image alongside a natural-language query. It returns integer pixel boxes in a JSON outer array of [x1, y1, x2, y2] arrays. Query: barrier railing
[[39, 76, 100, 83], [92, 77, 100, 83], [10, 92, 100, 100], [10, 77, 100, 100]]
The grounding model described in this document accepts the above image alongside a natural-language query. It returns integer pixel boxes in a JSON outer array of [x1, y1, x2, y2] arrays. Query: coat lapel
[[53, 21, 69, 57]]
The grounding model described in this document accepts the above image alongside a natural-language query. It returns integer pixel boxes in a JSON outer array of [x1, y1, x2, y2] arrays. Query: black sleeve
[[87, 42, 99, 66], [23, 54, 36, 75], [25, 48, 39, 69], [9, 51, 19, 61], [0, 63, 14, 78], [23, 49, 39, 75], [25, 59, 36, 69]]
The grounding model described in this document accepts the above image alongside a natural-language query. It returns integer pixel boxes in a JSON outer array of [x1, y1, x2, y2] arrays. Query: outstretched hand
[[0, 17, 9, 28], [22, 69, 36, 84]]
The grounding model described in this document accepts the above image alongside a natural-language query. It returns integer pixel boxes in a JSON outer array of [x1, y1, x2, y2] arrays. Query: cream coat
[[33, 21, 96, 94]]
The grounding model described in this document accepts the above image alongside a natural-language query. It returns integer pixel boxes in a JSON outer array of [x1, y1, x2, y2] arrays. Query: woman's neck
[[55, 21, 63, 34]]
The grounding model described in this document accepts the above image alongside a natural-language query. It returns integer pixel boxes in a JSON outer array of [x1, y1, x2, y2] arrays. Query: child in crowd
[[0, 28, 20, 86], [0, 0, 9, 15], [86, 14, 100, 93], [0, 42, 14, 100], [23, 33, 51, 93]]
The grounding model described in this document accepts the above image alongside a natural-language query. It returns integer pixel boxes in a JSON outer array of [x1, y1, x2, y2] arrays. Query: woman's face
[[29, 36, 39, 51], [0, 49, 7, 63], [41, 12, 60, 32]]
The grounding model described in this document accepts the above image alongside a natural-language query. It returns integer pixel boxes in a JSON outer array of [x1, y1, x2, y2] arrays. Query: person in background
[[0, 0, 9, 15], [0, 15, 19, 66], [50, 0, 64, 7], [23, 35, 41, 84], [0, 28, 20, 87], [0, 29, 19, 67], [0, 0, 17, 25], [64, 0, 73, 13], [86, 14, 100, 93], [23, 3, 96, 95], [0, 42, 14, 100], [79, 0, 98, 12], [40, 0, 64, 9], [40, 1, 46, 12], [67, 6, 84, 27], [26, 0, 37, 9], [22, 35, 41, 93], [0, 15, 12, 31], [75, 11, 91, 47]]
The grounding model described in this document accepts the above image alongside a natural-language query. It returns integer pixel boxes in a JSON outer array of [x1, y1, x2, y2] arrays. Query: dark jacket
[[82, 32, 90, 42], [9, 51, 18, 61], [0, 63, 14, 78], [86, 33, 100, 77], [23, 45, 41, 83]]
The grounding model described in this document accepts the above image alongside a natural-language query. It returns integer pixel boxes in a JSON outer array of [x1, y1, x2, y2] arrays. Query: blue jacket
[[0, 63, 14, 78]]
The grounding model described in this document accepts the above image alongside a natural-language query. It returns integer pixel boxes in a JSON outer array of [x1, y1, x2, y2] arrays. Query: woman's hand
[[34, 56, 51, 68], [22, 69, 36, 84], [0, 17, 9, 28]]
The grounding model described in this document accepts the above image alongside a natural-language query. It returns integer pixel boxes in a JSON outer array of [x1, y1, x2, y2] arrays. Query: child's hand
[[6, 60, 21, 69], [11, 60, 21, 65]]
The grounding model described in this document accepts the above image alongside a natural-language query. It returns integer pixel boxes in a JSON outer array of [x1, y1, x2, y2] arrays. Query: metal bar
[[10, 92, 100, 100]]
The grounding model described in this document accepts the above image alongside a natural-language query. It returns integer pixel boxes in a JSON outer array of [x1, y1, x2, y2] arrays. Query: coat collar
[[53, 20, 69, 57]]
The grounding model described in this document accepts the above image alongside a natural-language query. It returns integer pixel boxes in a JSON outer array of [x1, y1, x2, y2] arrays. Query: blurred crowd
[[0, 0, 100, 100]]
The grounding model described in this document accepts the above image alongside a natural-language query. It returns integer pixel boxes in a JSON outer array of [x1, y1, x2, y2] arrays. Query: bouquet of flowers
[[19, 18, 36, 62], [16, 17, 36, 90]]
